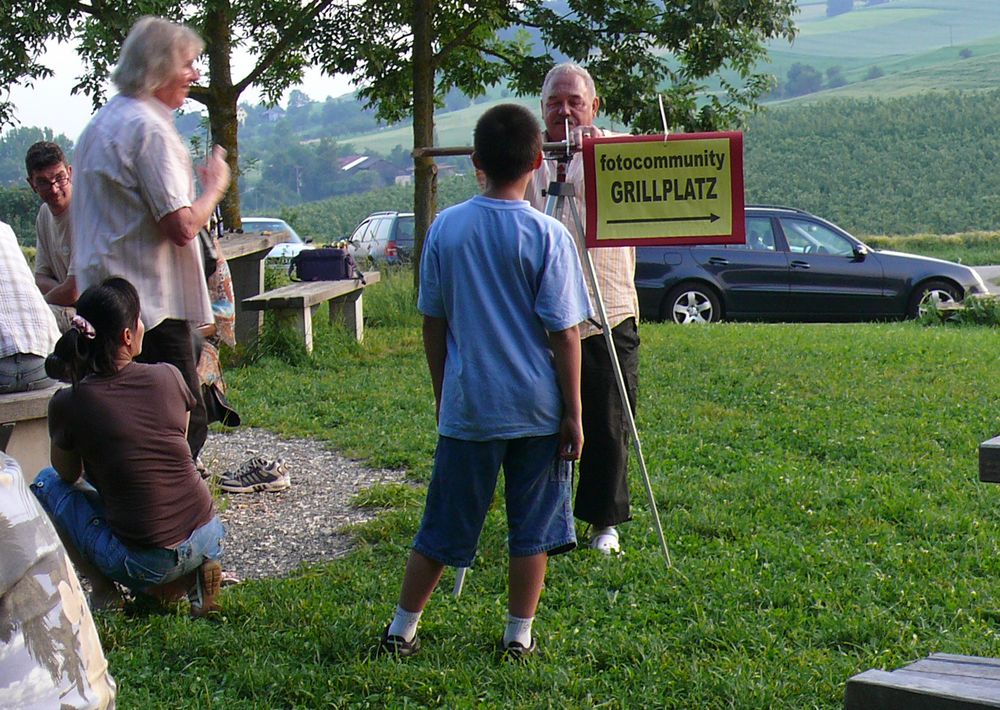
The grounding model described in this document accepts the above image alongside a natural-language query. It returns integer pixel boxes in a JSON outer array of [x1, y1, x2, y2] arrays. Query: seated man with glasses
[[26, 141, 77, 331]]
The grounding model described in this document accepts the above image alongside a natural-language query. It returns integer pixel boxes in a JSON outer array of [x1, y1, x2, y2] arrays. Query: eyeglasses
[[32, 174, 70, 190]]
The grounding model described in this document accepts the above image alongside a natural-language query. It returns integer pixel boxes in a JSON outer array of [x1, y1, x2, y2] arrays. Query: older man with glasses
[[527, 63, 640, 557], [71, 16, 230, 461], [26, 142, 78, 330]]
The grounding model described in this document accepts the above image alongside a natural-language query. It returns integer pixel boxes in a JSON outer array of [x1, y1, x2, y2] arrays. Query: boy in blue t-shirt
[[379, 104, 593, 658]]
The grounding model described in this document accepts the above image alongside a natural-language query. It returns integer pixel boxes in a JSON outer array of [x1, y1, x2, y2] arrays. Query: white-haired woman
[[71, 16, 230, 463]]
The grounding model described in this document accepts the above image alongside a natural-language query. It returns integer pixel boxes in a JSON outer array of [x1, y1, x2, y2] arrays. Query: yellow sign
[[582, 132, 745, 247]]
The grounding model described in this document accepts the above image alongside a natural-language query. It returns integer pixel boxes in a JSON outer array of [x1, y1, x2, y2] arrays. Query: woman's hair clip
[[70, 315, 97, 340]]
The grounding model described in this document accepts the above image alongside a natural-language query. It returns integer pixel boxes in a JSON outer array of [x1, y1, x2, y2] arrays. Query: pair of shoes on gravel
[[378, 624, 421, 657], [218, 456, 290, 493], [188, 560, 223, 618], [589, 526, 621, 555]]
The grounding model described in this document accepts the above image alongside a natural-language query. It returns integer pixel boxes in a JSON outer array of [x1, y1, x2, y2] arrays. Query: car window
[[246, 220, 284, 232], [246, 220, 302, 243], [350, 219, 375, 244], [743, 217, 777, 251], [779, 217, 854, 256], [373, 217, 393, 243], [394, 217, 415, 244]]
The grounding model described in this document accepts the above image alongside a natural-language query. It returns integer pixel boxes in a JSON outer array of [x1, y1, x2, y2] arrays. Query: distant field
[[777, 0, 1000, 59], [339, 96, 538, 154], [797, 8, 939, 38]]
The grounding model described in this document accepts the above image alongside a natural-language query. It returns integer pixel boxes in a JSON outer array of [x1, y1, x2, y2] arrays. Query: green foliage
[[783, 62, 824, 97], [923, 294, 1000, 327], [0, 125, 75, 185], [361, 266, 421, 329], [283, 174, 478, 242], [0, 186, 39, 245], [864, 231, 1000, 265], [744, 91, 1000, 235], [20, 245, 35, 269], [96, 320, 1000, 707]]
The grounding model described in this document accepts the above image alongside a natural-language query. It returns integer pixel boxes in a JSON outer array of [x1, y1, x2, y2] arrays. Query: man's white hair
[[541, 63, 597, 101], [111, 16, 204, 98]]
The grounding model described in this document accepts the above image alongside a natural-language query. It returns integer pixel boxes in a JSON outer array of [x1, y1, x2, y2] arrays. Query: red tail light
[[386, 241, 398, 257]]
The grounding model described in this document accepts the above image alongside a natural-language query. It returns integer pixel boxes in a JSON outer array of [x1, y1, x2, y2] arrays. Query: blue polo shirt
[[418, 195, 593, 441]]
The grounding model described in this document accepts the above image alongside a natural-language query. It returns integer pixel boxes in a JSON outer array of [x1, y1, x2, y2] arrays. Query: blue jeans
[[412, 434, 576, 568], [30, 468, 224, 593], [0, 353, 53, 394]]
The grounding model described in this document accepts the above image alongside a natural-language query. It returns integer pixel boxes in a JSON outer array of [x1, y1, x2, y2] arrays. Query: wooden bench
[[0, 384, 65, 483], [846, 653, 1000, 709], [241, 271, 380, 353]]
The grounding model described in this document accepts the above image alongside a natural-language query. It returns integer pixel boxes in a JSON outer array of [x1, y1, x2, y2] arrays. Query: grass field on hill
[[93, 271, 1000, 707]]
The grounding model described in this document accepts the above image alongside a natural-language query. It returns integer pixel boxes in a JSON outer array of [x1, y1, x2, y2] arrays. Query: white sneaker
[[589, 526, 620, 554]]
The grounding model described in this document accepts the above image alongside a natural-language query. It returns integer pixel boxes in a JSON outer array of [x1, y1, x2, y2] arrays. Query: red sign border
[[582, 131, 745, 248]]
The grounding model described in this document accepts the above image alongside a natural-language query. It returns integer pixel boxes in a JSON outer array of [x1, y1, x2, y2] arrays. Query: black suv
[[635, 205, 988, 324], [347, 211, 415, 265]]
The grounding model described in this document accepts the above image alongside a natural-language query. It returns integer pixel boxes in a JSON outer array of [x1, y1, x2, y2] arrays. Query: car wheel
[[663, 283, 721, 324], [909, 279, 961, 318]]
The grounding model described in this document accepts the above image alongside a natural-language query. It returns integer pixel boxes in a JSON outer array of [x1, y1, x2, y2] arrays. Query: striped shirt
[[528, 147, 639, 340], [72, 94, 212, 330], [0, 222, 60, 359]]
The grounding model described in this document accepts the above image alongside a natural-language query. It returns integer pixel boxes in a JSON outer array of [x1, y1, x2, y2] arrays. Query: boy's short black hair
[[25, 141, 67, 176], [473, 104, 542, 186]]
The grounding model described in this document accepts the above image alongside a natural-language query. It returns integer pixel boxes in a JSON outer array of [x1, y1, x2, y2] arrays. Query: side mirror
[[852, 244, 868, 260], [305, 238, 314, 244]]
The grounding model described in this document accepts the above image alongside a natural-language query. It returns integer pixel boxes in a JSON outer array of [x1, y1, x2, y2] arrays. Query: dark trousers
[[136, 319, 207, 459], [574, 317, 639, 528]]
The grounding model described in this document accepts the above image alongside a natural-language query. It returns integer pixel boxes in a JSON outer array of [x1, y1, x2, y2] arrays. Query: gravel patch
[[200, 428, 410, 581]]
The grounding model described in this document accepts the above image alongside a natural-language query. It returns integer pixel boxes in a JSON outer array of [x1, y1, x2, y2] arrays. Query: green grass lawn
[[95, 273, 1000, 707]]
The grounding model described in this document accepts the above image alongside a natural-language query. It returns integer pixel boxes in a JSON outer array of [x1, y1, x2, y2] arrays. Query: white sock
[[387, 605, 422, 642], [503, 613, 534, 647]]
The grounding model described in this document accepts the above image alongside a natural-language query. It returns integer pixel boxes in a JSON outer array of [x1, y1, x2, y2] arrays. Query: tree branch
[[234, 0, 341, 94], [433, 8, 517, 65]]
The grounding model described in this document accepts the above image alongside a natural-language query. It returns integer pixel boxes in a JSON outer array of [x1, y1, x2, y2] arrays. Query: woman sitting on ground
[[30, 276, 224, 615]]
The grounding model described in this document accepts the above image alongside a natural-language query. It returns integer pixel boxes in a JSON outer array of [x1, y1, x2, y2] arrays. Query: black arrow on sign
[[607, 213, 720, 225]]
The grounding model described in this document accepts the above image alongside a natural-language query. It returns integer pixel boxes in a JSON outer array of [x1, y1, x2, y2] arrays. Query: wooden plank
[[980, 436, 1000, 483], [218, 230, 284, 260], [243, 272, 379, 311], [931, 655, 1000, 669], [222, 230, 285, 344], [906, 655, 1000, 681], [846, 668, 1000, 709]]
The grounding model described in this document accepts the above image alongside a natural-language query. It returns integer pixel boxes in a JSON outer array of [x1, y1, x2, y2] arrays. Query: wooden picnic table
[[218, 230, 285, 344]]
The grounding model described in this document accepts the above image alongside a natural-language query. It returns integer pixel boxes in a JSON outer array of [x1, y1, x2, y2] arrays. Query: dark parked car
[[635, 205, 988, 324], [347, 211, 415, 265]]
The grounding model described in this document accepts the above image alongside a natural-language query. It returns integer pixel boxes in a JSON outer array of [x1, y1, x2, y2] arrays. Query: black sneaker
[[497, 636, 536, 660], [378, 624, 420, 657], [218, 457, 290, 493]]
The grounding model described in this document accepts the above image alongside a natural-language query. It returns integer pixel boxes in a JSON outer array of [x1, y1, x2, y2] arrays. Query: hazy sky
[[5, 41, 356, 143]]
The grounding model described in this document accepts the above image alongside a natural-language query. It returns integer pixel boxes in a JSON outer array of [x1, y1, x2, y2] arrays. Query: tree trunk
[[202, 0, 242, 230], [411, 0, 437, 292]]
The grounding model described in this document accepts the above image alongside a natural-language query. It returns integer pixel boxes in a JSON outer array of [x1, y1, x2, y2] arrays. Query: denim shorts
[[0, 353, 53, 394], [31, 467, 224, 593], [412, 434, 576, 568]]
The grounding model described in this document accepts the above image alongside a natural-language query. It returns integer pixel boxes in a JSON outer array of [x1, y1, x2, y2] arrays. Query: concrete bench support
[[242, 272, 380, 354], [0, 384, 64, 483], [980, 435, 1000, 483], [846, 654, 1000, 709]]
